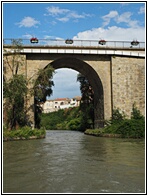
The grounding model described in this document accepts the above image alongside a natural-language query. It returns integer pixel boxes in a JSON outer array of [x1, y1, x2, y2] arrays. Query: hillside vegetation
[[40, 107, 91, 131]]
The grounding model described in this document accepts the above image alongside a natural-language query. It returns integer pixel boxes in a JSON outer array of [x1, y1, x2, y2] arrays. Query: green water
[[3, 130, 145, 193]]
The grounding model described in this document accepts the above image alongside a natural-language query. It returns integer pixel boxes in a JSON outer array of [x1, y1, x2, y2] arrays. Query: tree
[[33, 65, 54, 128], [3, 39, 55, 129], [3, 75, 28, 129], [3, 39, 28, 129], [77, 73, 94, 129], [34, 65, 54, 103]]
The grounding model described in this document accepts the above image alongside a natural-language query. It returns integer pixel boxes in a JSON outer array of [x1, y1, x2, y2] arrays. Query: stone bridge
[[3, 39, 145, 128]]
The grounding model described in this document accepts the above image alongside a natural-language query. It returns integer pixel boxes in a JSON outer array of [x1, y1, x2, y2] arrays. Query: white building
[[42, 96, 81, 113]]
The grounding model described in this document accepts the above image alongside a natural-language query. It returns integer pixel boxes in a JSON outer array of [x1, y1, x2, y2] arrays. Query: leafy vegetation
[[33, 65, 54, 128], [4, 74, 28, 130], [85, 105, 145, 138], [3, 40, 28, 129], [85, 128, 105, 136], [3, 126, 46, 140], [3, 39, 54, 130], [41, 107, 90, 131], [77, 73, 94, 128]]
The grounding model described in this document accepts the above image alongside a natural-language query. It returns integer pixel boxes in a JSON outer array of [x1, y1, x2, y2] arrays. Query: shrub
[[67, 118, 82, 131], [105, 106, 145, 138], [131, 104, 144, 120], [104, 106, 145, 138], [104, 122, 123, 134], [112, 108, 125, 122], [117, 119, 145, 138]]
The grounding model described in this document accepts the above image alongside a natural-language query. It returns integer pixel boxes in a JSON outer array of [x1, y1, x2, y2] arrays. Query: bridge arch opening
[[49, 68, 81, 100], [44, 57, 104, 128]]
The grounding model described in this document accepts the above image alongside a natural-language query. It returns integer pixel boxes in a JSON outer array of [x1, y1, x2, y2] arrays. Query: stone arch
[[44, 57, 104, 128]]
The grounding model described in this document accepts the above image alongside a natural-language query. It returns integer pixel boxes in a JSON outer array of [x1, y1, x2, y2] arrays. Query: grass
[[3, 126, 46, 141]]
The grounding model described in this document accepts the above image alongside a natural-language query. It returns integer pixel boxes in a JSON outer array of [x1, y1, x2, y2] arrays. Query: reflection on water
[[3, 130, 145, 193]]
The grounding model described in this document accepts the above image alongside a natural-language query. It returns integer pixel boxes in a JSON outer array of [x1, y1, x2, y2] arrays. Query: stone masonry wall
[[26, 54, 112, 121], [111, 56, 145, 117], [83, 55, 112, 121]]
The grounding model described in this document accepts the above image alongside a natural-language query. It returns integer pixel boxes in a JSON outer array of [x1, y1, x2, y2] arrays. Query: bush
[[67, 118, 86, 131], [131, 104, 144, 120], [117, 119, 145, 138], [112, 108, 125, 122], [104, 107, 145, 138], [67, 118, 81, 130], [104, 122, 123, 134]]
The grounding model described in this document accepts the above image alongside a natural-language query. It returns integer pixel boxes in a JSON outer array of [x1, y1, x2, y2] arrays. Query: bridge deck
[[4, 44, 145, 57], [4, 44, 145, 51]]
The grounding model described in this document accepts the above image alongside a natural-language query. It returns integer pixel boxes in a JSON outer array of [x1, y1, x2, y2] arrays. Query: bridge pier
[[94, 94, 105, 129], [26, 95, 35, 129]]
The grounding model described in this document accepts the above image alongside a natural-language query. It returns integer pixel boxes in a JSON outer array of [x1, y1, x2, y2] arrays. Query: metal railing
[[3, 38, 145, 49]]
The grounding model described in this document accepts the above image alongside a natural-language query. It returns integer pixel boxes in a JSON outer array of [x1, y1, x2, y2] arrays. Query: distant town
[[41, 96, 81, 113]]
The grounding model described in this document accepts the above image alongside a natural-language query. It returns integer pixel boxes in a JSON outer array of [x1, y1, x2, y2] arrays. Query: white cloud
[[16, 16, 40, 28], [56, 11, 87, 23], [45, 6, 92, 23], [73, 26, 145, 42], [102, 11, 118, 26], [46, 6, 69, 16], [102, 10, 139, 28], [115, 12, 132, 23], [68, 11, 86, 19], [116, 12, 139, 28], [138, 6, 145, 14], [57, 17, 69, 22]]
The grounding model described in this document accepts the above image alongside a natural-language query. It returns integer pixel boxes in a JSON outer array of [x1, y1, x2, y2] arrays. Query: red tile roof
[[54, 98, 69, 101]]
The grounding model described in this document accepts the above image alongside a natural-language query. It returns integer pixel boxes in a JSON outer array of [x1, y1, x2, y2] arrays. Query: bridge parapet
[[3, 38, 145, 49]]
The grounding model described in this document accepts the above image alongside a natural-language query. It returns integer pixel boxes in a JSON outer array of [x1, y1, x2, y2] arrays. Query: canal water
[[3, 130, 145, 194]]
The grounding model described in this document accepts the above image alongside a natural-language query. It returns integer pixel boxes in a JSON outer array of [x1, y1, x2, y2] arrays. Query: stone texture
[[111, 56, 145, 117]]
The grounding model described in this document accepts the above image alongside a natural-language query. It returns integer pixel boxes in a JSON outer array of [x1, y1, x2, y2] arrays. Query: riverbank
[[84, 121, 145, 139], [3, 126, 46, 142], [84, 129, 122, 138]]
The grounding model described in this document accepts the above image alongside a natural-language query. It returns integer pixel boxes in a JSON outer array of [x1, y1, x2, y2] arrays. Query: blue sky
[[3, 2, 145, 99]]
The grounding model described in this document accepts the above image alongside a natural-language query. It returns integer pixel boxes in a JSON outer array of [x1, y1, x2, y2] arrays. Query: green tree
[[34, 65, 54, 103], [3, 39, 28, 129], [77, 73, 94, 129], [3, 39, 55, 129], [4, 75, 28, 129], [33, 65, 54, 128]]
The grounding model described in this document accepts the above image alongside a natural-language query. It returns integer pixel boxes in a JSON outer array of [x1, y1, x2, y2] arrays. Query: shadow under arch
[[49, 57, 104, 128]]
